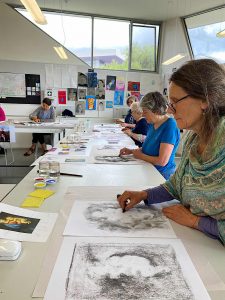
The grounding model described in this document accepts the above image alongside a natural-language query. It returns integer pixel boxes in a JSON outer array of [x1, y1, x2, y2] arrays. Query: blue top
[[132, 118, 149, 147], [142, 118, 180, 179], [125, 109, 136, 124], [29, 106, 56, 122]]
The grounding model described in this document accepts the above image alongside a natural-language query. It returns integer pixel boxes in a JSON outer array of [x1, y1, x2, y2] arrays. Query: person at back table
[[118, 59, 225, 245], [120, 92, 180, 179], [123, 102, 149, 147], [116, 95, 137, 128], [24, 98, 56, 156]]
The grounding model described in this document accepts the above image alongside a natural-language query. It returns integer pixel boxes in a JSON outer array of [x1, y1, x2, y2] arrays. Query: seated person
[[118, 59, 225, 245], [116, 96, 137, 128], [123, 102, 149, 147], [24, 98, 56, 156], [0, 106, 6, 122], [120, 91, 180, 179]]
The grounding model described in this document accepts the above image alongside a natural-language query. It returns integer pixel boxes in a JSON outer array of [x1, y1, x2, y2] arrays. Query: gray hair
[[130, 102, 143, 114], [140, 92, 168, 115]]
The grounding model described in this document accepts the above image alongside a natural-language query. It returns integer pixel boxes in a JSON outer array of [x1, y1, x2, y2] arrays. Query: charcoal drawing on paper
[[65, 243, 194, 300]]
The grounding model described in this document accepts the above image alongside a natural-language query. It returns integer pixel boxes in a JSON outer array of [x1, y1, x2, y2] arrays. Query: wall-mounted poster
[[98, 100, 105, 111], [96, 88, 105, 99], [78, 72, 88, 87], [128, 81, 140, 91], [58, 90, 67, 105], [78, 88, 87, 100], [106, 76, 116, 91], [67, 88, 77, 101], [116, 77, 125, 91], [106, 100, 113, 109], [114, 90, 124, 106], [97, 79, 105, 89], [87, 88, 96, 96], [86, 96, 96, 110], [75, 101, 85, 115]]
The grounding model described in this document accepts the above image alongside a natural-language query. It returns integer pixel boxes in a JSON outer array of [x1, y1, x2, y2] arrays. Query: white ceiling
[[3, 0, 225, 21]]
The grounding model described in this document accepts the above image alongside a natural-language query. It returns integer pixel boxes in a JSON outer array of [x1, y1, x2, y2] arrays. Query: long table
[[0, 124, 224, 300]]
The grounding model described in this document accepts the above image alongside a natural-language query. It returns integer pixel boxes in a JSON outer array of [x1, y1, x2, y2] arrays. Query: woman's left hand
[[162, 204, 200, 229]]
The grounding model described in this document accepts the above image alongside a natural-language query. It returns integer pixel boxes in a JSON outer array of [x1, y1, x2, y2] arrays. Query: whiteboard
[[0, 73, 26, 98]]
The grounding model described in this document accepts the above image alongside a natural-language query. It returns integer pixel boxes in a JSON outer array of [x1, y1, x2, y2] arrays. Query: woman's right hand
[[119, 147, 133, 156], [117, 190, 147, 212]]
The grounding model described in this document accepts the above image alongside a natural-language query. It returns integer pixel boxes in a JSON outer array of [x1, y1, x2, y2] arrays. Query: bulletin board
[[0, 73, 41, 104]]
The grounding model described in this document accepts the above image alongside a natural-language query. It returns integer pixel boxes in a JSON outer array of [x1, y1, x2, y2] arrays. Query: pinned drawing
[[65, 243, 194, 300], [63, 200, 176, 238]]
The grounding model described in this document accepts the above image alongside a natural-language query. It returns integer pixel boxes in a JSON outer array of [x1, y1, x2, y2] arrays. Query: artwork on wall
[[106, 100, 113, 109], [44, 238, 211, 300], [77, 72, 88, 87], [75, 101, 85, 115], [106, 75, 116, 91], [114, 90, 124, 105], [87, 88, 96, 96], [58, 90, 67, 105], [67, 88, 77, 101], [97, 79, 105, 89], [86, 96, 97, 110], [63, 200, 175, 238], [98, 100, 105, 111], [116, 77, 125, 91], [128, 81, 140, 91], [96, 88, 105, 99], [78, 88, 87, 100]]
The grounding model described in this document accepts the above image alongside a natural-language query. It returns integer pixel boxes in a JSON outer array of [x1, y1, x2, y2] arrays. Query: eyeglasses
[[167, 94, 191, 113]]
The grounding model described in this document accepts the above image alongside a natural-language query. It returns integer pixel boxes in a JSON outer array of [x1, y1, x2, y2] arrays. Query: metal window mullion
[[91, 16, 94, 68], [128, 21, 133, 71]]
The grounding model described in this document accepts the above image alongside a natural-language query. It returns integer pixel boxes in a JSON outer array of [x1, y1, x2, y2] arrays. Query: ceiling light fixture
[[53, 46, 68, 60], [162, 53, 185, 65], [20, 0, 47, 25], [216, 29, 225, 38]]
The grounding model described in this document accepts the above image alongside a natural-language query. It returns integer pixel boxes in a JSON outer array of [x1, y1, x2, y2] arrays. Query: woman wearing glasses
[[118, 59, 225, 244], [120, 91, 180, 179]]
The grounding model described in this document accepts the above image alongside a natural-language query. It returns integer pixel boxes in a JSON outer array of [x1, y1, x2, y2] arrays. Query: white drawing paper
[[44, 237, 211, 300], [0, 203, 57, 242], [63, 200, 176, 238]]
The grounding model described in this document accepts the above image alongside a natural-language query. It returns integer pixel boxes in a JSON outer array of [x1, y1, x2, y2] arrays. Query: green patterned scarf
[[163, 117, 225, 244]]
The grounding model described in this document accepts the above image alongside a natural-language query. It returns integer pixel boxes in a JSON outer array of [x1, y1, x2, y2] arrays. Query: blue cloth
[[132, 118, 149, 147], [125, 109, 135, 124], [142, 118, 180, 179]]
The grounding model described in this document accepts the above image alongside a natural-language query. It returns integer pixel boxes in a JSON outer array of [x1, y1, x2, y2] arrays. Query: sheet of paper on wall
[[44, 237, 211, 300], [0, 203, 57, 242], [63, 199, 176, 238]]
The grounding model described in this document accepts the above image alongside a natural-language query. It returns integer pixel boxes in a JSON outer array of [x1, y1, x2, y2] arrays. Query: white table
[[0, 124, 224, 300]]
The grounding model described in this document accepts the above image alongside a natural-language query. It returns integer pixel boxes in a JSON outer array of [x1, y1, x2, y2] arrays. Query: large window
[[93, 18, 130, 70], [131, 24, 158, 71], [16, 8, 160, 71], [185, 7, 225, 63]]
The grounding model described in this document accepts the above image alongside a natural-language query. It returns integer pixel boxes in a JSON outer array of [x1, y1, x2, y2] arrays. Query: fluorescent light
[[20, 0, 47, 25], [53, 46, 68, 60], [216, 29, 225, 38], [162, 54, 185, 65]]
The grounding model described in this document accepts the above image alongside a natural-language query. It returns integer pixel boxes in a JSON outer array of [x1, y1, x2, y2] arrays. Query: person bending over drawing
[[118, 59, 225, 245], [24, 98, 56, 156], [120, 92, 180, 179]]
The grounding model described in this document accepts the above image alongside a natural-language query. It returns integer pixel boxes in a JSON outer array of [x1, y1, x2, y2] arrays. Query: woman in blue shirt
[[120, 92, 180, 179], [123, 102, 149, 147], [116, 95, 137, 128], [24, 98, 56, 156]]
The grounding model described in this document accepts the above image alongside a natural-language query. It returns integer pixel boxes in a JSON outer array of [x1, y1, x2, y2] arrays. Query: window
[[16, 8, 160, 71], [185, 7, 225, 63], [131, 24, 158, 71], [93, 18, 129, 70]]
